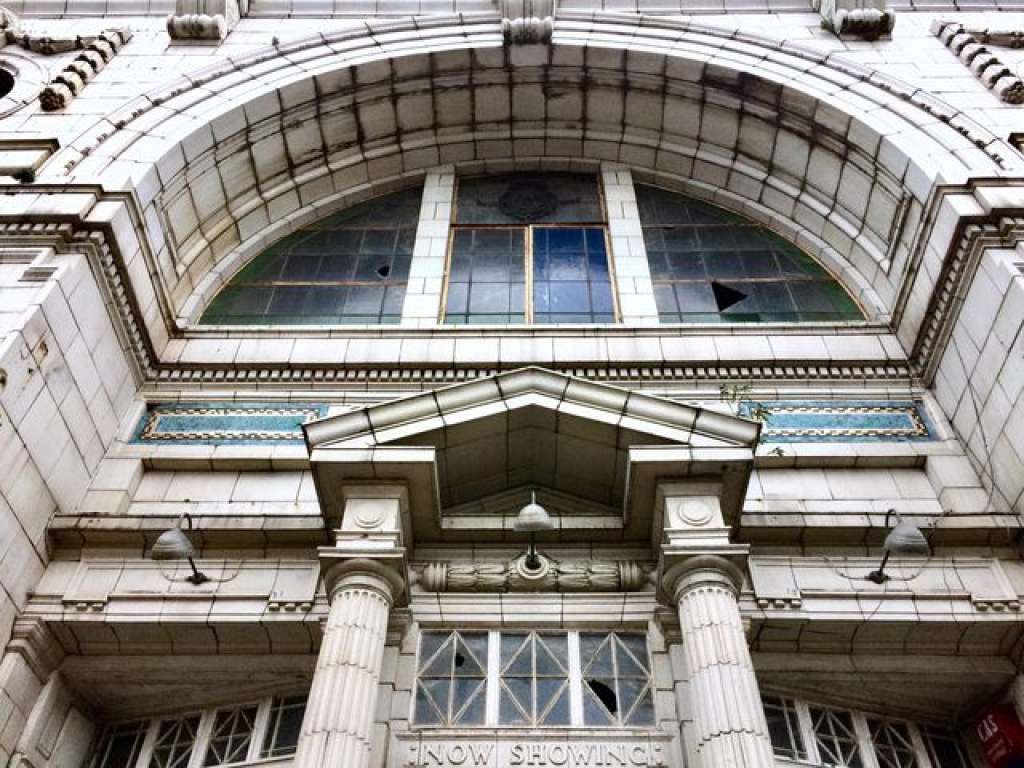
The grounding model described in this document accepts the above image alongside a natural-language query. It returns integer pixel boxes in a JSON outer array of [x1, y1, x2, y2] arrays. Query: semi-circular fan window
[[200, 188, 422, 325], [637, 185, 863, 323]]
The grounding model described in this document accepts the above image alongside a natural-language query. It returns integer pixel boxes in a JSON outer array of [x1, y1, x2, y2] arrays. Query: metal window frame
[[440, 173, 621, 325], [766, 695, 976, 768], [94, 696, 301, 768], [411, 629, 655, 730]]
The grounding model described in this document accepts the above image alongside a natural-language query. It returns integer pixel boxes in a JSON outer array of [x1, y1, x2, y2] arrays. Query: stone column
[[293, 559, 404, 768], [294, 485, 408, 768], [663, 555, 773, 768]]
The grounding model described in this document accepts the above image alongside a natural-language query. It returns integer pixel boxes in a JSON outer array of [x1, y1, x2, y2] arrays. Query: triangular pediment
[[305, 368, 758, 543], [305, 367, 759, 452]]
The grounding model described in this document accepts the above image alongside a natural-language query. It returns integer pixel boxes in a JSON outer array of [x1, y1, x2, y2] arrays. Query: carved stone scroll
[[414, 558, 653, 592]]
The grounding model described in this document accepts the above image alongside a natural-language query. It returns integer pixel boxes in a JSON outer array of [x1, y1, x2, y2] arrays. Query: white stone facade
[[1, 2, 1024, 768]]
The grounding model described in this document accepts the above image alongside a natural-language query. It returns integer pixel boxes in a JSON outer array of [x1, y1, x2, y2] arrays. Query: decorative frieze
[[735, 401, 932, 443], [413, 558, 654, 593], [133, 402, 328, 444], [37, 29, 132, 112], [931, 20, 1024, 105]]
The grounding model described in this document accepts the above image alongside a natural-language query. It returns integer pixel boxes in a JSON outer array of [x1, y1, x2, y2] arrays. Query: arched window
[[637, 185, 863, 323], [200, 188, 421, 325]]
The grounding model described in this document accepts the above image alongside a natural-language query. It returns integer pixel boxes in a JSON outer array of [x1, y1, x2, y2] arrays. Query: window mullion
[[568, 631, 583, 727], [525, 225, 534, 323], [189, 712, 214, 768], [795, 700, 821, 766], [249, 699, 273, 763], [908, 723, 934, 768], [855, 713, 881, 768], [137, 720, 160, 768], [486, 630, 500, 726]]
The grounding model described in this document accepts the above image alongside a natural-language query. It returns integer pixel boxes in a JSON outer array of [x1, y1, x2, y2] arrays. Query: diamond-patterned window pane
[[868, 719, 919, 768], [200, 188, 422, 325], [150, 716, 200, 768], [414, 631, 488, 726], [259, 695, 306, 759], [810, 707, 865, 768], [498, 633, 571, 727], [580, 633, 655, 727], [203, 706, 258, 766], [637, 184, 863, 323]]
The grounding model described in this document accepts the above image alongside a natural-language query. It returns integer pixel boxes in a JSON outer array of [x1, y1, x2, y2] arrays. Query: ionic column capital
[[661, 554, 745, 605], [320, 556, 406, 605]]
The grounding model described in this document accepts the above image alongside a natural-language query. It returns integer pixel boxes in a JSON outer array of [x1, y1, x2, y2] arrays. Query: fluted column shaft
[[669, 557, 774, 768], [293, 562, 399, 768]]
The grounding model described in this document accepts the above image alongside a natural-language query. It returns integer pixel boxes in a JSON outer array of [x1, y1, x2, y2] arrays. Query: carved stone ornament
[[816, 0, 894, 41], [932, 20, 1024, 105], [167, 0, 246, 40], [413, 558, 654, 593], [500, 0, 555, 45], [36, 29, 132, 111]]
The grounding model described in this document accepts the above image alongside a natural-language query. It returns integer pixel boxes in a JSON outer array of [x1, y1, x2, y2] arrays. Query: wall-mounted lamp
[[150, 512, 209, 585], [513, 491, 554, 571], [866, 508, 931, 584]]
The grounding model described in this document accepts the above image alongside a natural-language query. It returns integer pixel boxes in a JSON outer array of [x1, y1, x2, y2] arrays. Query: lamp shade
[[514, 493, 554, 533], [151, 526, 197, 560], [882, 521, 930, 556]]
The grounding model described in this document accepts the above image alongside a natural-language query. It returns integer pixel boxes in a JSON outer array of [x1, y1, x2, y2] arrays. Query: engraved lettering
[[509, 744, 525, 765], [448, 745, 467, 765], [548, 745, 568, 766], [569, 744, 595, 765]]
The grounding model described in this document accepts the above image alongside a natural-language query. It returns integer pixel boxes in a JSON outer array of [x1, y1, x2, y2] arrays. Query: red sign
[[978, 703, 1024, 768]]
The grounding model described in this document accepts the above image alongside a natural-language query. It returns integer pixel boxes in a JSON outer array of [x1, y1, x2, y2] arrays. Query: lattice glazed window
[[413, 630, 656, 728], [763, 694, 978, 768], [91, 694, 307, 768], [200, 188, 422, 325], [637, 184, 863, 324], [499, 633, 571, 726], [414, 631, 490, 726]]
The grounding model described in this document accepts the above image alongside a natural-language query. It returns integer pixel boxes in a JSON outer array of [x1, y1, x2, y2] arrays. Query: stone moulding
[[931, 20, 1024, 105], [37, 29, 132, 112], [911, 216, 1024, 384], [413, 559, 655, 592]]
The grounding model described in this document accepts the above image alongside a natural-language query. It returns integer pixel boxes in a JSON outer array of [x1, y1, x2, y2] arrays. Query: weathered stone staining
[[0, 0, 1024, 767]]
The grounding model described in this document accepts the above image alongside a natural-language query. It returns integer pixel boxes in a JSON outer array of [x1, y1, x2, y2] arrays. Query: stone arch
[[49, 13, 1020, 334]]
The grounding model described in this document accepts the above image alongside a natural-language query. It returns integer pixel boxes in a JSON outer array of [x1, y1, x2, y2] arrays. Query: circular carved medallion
[[499, 179, 558, 222]]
